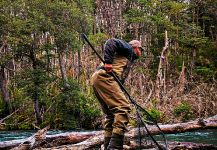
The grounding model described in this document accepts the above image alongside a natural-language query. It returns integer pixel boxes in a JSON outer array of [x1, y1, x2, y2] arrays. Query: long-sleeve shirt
[[104, 38, 138, 64], [98, 38, 138, 83]]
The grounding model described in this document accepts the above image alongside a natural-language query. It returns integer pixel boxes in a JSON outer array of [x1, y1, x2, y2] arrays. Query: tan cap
[[129, 40, 144, 51]]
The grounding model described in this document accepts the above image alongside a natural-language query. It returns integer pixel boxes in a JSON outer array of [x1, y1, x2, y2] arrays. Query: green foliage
[[18, 123, 32, 130], [89, 33, 109, 45], [151, 99, 161, 107], [195, 66, 215, 81], [3, 77, 101, 130], [173, 102, 192, 122], [147, 108, 161, 122], [143, 107, 162, 122], [51, 78, 101, 129], [0, 100, 7, 117], [9, 88, 29, 108], [0, 0, 97, 130], [124, 9, 147, 23]]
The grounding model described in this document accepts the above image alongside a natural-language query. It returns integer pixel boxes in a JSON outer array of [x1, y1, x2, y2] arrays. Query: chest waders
[[81, 33, 168, 150]]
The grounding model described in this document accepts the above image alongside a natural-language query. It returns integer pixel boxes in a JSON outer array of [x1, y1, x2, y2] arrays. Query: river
[[0, 129, 217, 145]]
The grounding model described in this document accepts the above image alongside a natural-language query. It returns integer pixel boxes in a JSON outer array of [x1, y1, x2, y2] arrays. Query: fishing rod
[[81, 33, 168, 150]]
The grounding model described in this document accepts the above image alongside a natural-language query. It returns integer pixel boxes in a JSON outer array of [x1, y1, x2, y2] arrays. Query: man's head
[[129, 40, 144, 58]]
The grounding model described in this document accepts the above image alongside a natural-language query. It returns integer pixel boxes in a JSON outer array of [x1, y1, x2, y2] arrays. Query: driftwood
[[0, 115, 217, 149]]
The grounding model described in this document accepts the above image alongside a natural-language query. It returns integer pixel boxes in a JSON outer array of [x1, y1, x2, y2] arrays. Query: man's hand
[[104, 63, 113, 73]]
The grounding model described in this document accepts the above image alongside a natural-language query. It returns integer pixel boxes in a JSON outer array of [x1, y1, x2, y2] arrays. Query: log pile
[[0, 115, 217, 150]]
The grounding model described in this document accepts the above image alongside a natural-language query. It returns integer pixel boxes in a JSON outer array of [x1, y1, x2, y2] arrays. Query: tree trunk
[[30, 43, 42, 125], [0, 66, 11, 114], [77, 49, 81, 83], [58, 51, 69, 88], [156, 30, 169, 101], [0, 43, 12, 114]]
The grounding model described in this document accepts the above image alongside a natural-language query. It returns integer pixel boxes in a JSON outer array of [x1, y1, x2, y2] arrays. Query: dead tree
[[156, 30, 169, 102]]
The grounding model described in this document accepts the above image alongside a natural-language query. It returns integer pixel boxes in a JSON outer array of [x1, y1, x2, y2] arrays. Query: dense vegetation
[[0, 0, 216, 130]]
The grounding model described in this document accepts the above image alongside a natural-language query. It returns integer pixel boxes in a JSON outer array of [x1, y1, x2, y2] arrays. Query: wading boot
[[107, 133, 124, 150], [104, 137, 111, 150]]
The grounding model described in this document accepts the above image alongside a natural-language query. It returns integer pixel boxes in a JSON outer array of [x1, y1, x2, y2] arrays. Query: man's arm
[[104, 38, 117, 64]]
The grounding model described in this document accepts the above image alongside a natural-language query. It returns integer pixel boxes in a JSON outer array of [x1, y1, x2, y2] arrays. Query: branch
[[0, 109, 20, 124]]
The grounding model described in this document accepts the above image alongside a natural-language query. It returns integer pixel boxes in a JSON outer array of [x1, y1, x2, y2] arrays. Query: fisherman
[[91, 38, 144, 150]]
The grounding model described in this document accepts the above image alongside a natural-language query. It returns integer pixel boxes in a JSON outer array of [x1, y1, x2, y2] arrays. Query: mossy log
[[0, 115, 217, 150]]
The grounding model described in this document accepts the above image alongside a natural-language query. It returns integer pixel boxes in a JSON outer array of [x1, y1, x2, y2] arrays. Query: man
[[91, 38, 143, 149]]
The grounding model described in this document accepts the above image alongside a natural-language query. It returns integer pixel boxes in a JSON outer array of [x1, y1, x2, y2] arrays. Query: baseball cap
[[129, 40, 144, 51]]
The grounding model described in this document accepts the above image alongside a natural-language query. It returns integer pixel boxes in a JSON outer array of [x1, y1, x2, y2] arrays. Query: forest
[[0, 0, 217, 136]]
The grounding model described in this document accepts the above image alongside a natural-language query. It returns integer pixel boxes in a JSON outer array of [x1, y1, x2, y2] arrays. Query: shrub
[[173, 101, 192, 122], [143, 107, 162, 123], [148, 108, 161, 122], [52, 78, 101, 129]]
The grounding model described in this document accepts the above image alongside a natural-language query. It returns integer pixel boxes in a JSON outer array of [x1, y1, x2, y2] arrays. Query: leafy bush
[[143, 107, 162, 122], [173, 102, 192, 122], [52, 78, 101, 129], [147, 108, 161, 122], [195, 66, 215, 81]]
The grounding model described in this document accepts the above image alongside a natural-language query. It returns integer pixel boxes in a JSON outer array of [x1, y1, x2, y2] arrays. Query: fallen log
[[0, 131, 99, 150], [127, 114, 217, 137], [0, 115, 217, 149], [11, 126, 50, 150], [36, 134, 217, 150], [35, 133, 104, 150], [129, 140, 217, 150]]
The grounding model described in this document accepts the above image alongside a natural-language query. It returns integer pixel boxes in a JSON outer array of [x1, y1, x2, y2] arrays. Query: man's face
[[133, 47, 142, 58]]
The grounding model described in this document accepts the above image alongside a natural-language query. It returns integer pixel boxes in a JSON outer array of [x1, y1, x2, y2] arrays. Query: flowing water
[[0, 130, 64, 142], [0, 129, 217, 145], [161, 129, 217, 145]]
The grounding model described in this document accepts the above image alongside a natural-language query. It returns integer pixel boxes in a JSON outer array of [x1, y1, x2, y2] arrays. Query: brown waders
[[91, 67, 131, 149]]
